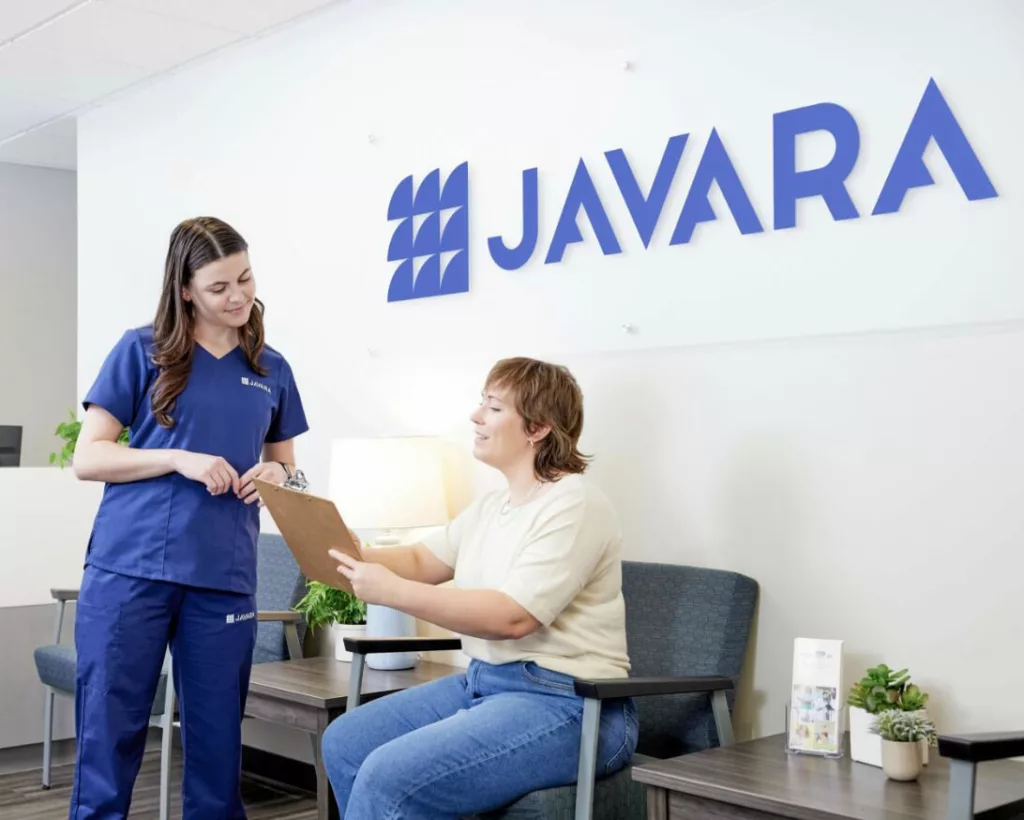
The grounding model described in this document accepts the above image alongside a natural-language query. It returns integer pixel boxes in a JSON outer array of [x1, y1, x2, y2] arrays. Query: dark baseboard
[[0, 738, 77, 776], [2, 729, 316, 796], [241, 744, 317, 795]]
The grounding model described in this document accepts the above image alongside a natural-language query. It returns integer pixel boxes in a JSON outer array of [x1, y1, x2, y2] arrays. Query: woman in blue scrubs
[[68, 216, 309, 819]]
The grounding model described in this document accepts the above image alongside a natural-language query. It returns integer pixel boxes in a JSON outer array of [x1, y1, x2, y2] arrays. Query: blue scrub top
[[82, 326, 309, 595]]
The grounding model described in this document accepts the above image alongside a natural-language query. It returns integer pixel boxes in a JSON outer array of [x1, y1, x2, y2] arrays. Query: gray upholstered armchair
[[939, 732, 1024, 819], [342, 560, 759, 820], [32, 533, 308, 820]]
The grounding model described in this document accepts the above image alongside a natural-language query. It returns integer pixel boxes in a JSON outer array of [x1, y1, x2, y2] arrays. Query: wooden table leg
[[646, 785, 668, 820], [316, 709, 341, 820]]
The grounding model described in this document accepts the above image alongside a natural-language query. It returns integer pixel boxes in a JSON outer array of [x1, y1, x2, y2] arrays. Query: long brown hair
[[484, 357, 591, 481], [150, 216, 267, 427]]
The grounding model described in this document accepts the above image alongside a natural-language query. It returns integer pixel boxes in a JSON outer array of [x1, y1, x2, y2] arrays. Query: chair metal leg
[[159, 655, 175, 820], [712, 690, 735, 747], [573, 697, 601, 820], [41, 687, 55, 789], [41, 598, 69, 790], [947, 758, 977, 820], [347, 654, 366, 712], [159, 709, 172, 820]]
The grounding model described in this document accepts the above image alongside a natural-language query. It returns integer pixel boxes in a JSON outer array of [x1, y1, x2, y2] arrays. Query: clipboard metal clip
[[282, 469, 310, 492]]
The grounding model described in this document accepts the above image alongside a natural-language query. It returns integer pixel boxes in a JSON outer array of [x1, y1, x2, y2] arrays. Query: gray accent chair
[[32, 533, 307, 820], [342, 560, 759, 820]]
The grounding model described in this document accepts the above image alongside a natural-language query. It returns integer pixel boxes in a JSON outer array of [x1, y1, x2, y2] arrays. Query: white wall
[[0, 162, 77, 467], [75, 0, 1024, 753], [75, 0, 1022, 371], [0, 468, 103, 750], [0, 468, 102, 608]]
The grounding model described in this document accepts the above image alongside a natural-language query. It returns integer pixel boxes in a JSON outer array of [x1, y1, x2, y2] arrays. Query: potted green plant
[[846, 664, 930, 767], [292, 581, 367, 661], [870, 709, 937, 781], [50, 409, 129, 467]]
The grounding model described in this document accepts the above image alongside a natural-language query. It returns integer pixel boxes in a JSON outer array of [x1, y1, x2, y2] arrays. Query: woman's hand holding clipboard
[[252, 478, 365, 596]]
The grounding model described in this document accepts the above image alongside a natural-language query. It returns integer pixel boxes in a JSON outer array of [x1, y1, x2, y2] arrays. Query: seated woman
[[321, 356, 638, 819]]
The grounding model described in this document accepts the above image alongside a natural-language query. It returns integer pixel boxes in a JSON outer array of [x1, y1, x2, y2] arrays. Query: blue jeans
[[321, 659, 639, 819]]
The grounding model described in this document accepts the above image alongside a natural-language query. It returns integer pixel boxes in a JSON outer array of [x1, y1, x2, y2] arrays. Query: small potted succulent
[[870, 710, 937, 781], [293, 581, 367, 661], [846, 664, 929, 767]]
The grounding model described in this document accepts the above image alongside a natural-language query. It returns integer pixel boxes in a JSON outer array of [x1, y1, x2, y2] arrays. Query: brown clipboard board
[[253, 478, 363, 595]]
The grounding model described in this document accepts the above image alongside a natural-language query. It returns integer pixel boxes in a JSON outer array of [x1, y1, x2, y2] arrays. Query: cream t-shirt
[[422, 474, 630, 680]]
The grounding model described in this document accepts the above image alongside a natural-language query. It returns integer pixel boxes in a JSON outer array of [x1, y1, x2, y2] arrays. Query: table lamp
[[329, 436, 450, 670]]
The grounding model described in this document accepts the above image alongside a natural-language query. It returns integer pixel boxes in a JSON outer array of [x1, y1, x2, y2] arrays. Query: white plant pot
[[848, 706, 883, 767], [331, 623, 367, 662], [881, 739, 922, 781]]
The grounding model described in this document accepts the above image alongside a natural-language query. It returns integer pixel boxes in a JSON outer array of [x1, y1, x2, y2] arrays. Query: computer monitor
[[0, 425, 23, 467]]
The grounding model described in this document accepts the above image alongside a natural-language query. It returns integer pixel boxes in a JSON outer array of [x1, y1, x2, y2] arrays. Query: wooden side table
[[632, 733, 1024, 820], [245, 655, 460, 820]]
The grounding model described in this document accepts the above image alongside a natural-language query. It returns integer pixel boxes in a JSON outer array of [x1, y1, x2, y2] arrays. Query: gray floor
[[0, 748, 317, 819]]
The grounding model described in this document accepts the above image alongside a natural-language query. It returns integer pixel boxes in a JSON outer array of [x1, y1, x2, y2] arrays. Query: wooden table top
[[248, 656, 461, 710], [631, 733, 1024, 820]]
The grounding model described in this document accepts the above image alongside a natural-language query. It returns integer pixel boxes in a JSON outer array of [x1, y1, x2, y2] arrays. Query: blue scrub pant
[[68, 565, 258, 819]]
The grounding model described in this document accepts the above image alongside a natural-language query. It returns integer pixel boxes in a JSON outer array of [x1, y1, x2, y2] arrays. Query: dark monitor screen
[[0, 425, 23, 468]]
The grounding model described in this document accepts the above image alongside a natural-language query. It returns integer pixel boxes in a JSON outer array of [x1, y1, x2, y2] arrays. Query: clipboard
[[253, 478, 363, 595]]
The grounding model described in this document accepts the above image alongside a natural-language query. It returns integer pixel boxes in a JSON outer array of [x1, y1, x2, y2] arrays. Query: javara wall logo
[[385, 78, 996, 303]]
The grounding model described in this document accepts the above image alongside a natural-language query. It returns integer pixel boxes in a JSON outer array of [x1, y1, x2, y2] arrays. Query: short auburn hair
[[484, 357, 591, 481]]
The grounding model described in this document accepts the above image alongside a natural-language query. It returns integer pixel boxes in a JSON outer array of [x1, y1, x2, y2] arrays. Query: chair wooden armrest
[[939, 731, 1024, 819], [256, 611, 304, 660], [343, 636, 463, 654], [257, 610, 302, 622]]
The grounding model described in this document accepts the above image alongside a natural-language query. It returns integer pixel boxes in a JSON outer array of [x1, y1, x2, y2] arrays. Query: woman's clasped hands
[[172, 450, 287, 506]]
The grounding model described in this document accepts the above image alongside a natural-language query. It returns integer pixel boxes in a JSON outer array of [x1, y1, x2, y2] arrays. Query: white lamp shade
[[329, 437, 449, 530]]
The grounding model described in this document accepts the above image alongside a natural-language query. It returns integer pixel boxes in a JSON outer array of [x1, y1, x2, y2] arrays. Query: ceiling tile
[[0, 114, 76, 169], [0, 37, 149, 106], [0, 0, 86, 43], [108, 0, 341, 36], [20, 1, 244, 73], [0, 90, 70, 141]]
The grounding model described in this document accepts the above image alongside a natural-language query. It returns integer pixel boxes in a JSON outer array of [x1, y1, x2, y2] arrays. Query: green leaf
[[852, 663, 930, 714], [292, 581, 366, 631], [49, 407, 129, 468]]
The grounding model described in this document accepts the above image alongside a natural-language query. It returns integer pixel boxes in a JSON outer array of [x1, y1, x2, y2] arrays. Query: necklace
[[498, 480, 542, 520]]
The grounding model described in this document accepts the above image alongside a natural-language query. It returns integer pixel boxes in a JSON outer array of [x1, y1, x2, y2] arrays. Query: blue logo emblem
[[387, 162, 469, 302]]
